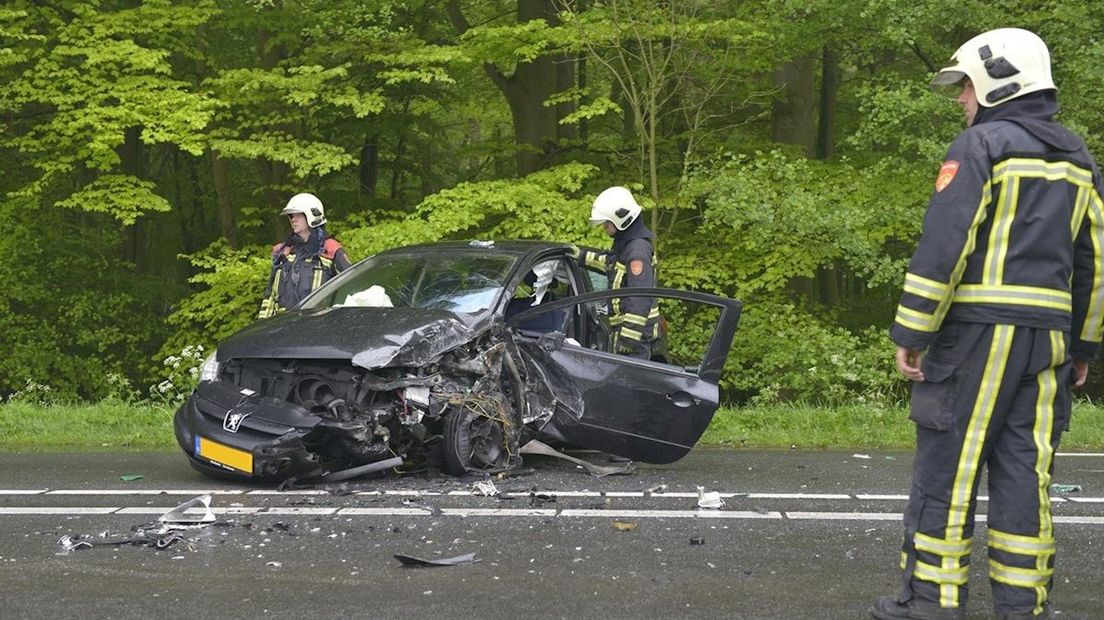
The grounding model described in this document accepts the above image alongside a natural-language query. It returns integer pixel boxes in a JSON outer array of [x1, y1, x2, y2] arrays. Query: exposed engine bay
[[175, 333, 549, 481]]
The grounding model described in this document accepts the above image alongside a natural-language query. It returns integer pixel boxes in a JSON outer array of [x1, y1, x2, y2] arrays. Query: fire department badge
[[629, 260, 644, 276], [935, 160, 960, 193]]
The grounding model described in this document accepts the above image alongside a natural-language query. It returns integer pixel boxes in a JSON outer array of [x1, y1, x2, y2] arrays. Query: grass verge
[[702, 401, 1104, 450], [0, 401, 177, 451], [2, 400, 1103, 452]]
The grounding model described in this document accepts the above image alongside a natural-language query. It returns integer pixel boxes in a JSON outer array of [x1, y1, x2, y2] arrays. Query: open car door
[[506, 288, 741, 464]]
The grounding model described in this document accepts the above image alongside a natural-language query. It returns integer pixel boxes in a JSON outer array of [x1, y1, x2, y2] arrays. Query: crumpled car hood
[[218, 307, 477, 369]]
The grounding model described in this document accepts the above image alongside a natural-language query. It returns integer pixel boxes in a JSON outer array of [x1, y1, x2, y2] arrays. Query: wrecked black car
[[174, 241, 742, 482]]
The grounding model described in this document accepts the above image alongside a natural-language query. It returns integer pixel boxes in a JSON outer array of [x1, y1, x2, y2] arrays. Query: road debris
[[472, 480, 499, 497], [519, 440, 634, 477], [56, 530, 186, 555], [852, 453, 871, 460], [119, 474, 144, 482], [160, 494, 216, 526], [645, 483, 668, 494], [1051, 483, 1082, 494], [690, 537, 705, 546], [528, 492, 555, 506], [612, 520, 638, 531], [393, 552, 481, 567], [696, 486, 725, 509]]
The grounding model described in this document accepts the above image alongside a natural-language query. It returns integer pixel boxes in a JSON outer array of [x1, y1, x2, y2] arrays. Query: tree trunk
[[210, 149, 237, 248], [359, 135, 380, 199], [771, 56, 817, 158], [257, 27, 289, 240], [447, 0, 574, 177], [772, 56, 817, 302], [119, 125, 148, 273], [816, 47, 839, 160]]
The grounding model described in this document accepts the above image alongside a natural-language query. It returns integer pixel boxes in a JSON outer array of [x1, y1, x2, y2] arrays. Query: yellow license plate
[[195, 436, 253, 474]]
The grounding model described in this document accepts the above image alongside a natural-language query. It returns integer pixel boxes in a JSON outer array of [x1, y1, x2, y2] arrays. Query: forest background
[[3, 0, 1104, 408]]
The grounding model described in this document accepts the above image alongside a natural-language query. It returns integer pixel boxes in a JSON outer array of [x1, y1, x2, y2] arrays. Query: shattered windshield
[[303, 252, 518, 314]]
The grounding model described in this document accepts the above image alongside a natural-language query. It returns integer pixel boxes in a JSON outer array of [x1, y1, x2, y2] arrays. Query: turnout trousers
[[898, 321, 1072, 616]]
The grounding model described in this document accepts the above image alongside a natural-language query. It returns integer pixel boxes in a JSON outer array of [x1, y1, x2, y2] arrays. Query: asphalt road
[[1, 448, 1102, 619]]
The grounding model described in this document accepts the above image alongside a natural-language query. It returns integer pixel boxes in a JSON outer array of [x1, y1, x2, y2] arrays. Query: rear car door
[[506, 288, 741, 464]]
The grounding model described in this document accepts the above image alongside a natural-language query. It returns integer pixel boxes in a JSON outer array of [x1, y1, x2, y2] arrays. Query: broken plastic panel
[[393, 552, 480, 567], [160, 494, 216, 525], [518, 440, 633, 477]]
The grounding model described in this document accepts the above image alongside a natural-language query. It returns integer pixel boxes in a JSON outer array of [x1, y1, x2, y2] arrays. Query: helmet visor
[[930, 69, 968, 98]]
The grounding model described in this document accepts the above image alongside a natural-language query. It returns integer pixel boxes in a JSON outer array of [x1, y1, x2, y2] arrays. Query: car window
[[303, 252, 517, 314], [585, 269, 608, 292], [570, 296, 722, 370]]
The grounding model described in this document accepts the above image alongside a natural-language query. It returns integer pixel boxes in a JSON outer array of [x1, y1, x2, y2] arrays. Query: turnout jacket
[[258, 233, 351, 319], [891, 93, 1104, 361], [579, 217, 660, 352]]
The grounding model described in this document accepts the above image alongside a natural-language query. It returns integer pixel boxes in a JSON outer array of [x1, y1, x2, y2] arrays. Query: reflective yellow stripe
[[1071, 186, 1091, 238], [895, 305, 939, 332], [947, 325, 1014, 541], [913, 560, 969, 586], [621, 313, 648, 327], [988, 559, 1053, 588], [988, 528, 1056, 557], [1081, 193, 1104, 342], [585, 251, 606, 271], [1022, 330, 1062, 618], [993, 158, 1095, 189], [984, 177, 1019, 285], [953, 284, 1072, 311], [930, 182, 992, 330], [899, 551, 908, 570], [904, 273, 949, 301], [913, 532, 971, 557], [619, 326, 643, 341]]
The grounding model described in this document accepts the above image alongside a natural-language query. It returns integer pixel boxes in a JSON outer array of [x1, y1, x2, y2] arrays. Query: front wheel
[[443, 406, 513, 475]]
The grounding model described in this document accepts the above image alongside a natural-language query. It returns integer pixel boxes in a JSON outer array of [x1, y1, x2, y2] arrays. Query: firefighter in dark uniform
[[871, 29, 1104, 620], [576, 186, 660, 359], [258, 193, 353, 319]]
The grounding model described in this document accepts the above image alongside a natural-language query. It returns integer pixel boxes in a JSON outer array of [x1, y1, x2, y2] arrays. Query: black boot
[[870, 595, 966, 620]]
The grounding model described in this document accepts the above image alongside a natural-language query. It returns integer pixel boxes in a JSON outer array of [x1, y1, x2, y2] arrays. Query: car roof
[[377, 240, 571, 259]]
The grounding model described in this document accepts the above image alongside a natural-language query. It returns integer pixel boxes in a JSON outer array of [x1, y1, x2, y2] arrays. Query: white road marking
[[7, 489, 1095, 504], [787, 511, 903, 521], [114, 507, 262, 515], [1053, 516, 1104, 524], [559, 509, 783, 519], [339, 508, 436, 516], [263, 507, 338, 515], [0, 507, 119, 514], [0, 505, 1102, 525], [748, 493, 851, 500], [46, 489, 244, 496], [442, 508, 558, 517]]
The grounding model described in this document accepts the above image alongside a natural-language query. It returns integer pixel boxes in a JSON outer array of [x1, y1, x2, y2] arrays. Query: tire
[[443, 407, 509, 475]]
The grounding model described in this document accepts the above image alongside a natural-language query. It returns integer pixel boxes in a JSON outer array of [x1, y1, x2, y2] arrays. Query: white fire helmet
[[930, 28, 1055, 108], [590, 186, 642, 231], [280, 193, 327, 228]]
